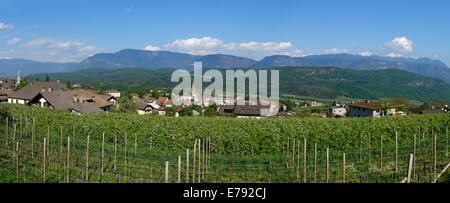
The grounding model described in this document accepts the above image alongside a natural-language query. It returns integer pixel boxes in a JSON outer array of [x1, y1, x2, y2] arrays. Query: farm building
[[28, 90, 103, 114], [8, 81, 67, 105], [349, 100, 400, 118]]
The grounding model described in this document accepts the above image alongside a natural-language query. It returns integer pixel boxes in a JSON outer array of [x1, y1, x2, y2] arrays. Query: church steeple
[[16, 69, 21, 85]]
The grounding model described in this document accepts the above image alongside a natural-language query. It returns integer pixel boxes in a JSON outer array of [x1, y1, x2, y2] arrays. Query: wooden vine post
[[16, 142, 19, 183], [434, 134, 437, 181], [67, 137, 70, 183], [407, 154, 414, 183], [186, 149, 189, 183], [178, 156, 181, 183], [193, 139, 197, 183], [102, 133, 105, 177], [303, 139, 307, 183], [342, 153, 346, 183], [326, 148, 329, 183], [395, 132, 398, 173], [198, 139, 201, 183], [86, 135, 90, 182], [43, 138, 46, 183], [314, 143, 317, 182], [380, 135, 383, 168], [413, 134, 416, 179], [165, 161, 169, 183]]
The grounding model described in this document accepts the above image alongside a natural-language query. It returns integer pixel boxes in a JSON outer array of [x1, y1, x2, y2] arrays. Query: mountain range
[[1, 49, 449, 83]]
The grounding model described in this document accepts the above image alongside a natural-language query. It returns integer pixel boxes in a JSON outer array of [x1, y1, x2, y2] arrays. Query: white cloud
[[386, 37, 413, 53], [23, 37, 104, 62], [225, 41, 292, 51], [7, 37, 21, 45], [0, 22, 13, 30], [144, 45, 162, 51], [323, 48, 348, 54], [165, 37, 223, 50], [358, 51, 373, 57], [386, 53, 403, 58]]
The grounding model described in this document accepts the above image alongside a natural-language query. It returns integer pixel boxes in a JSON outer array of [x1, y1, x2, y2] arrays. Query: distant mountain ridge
[[79, 49, 257, 69], [0, 59, 77, 76], [1, 49, 449, 83], [80, 50, 450, 83]]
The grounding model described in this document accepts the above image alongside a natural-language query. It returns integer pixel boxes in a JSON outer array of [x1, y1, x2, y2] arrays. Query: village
[[0, 71, 449, 118]]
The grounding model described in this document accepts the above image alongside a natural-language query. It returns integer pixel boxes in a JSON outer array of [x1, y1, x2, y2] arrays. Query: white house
[[349, 100, 399, 118]]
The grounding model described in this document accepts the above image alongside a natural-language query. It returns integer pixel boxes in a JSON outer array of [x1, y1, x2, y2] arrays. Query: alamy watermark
[[171, 61, 279, 109]]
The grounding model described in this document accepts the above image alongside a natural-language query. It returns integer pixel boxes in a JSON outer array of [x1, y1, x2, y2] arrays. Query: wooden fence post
[[43, 138, 46, 183], [178, 156, 181, 183], [407, 154, 414, 183], [326, 148, 329, 183], [186, 149, 189, 183], [67, 137, 70, 183], [343, 153, 346, 183], [86, 135, 90, 182], [165, 161, 169, 183]]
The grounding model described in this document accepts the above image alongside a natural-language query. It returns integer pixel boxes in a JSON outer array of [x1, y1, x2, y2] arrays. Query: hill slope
[[27, 66, 450, 102]]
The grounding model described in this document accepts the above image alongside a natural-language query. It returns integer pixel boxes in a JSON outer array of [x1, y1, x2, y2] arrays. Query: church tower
[[16, 69, 21, 85]]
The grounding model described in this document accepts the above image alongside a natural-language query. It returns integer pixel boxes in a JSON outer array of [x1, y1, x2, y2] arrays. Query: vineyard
[[0, 103, 449, 183]]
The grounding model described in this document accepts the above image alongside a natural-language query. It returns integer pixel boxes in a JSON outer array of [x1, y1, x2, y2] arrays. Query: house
[[328, 102, 347, 118], [0, 89, 12, 103], [69, 89, 113, 112], [0, 80, 14, 90], [27, 90, 103, 114], [311, 113, 326, 118], [310, 101, 325, 107], [349, 100, 399, 118], [158, 107, 166, 116], [106, 90, 121, 98], [156, 97, 172, 107], [8, 81, 67, 104], [217, 104, 274, 118]]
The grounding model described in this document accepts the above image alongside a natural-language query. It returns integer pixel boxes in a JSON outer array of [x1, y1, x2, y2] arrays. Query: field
[[0, 103, 449, 183]]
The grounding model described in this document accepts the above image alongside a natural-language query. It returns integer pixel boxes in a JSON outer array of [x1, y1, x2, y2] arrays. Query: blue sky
[[1, 0, 449, 65]]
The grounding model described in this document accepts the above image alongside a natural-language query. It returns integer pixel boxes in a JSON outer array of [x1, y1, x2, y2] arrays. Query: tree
[[45, 74, 50, 82], [117, 94, 138, 114], [15, 81, 30, 91], [152, 87, 160, 98], [165, 107, 176, 117], [66, 81, 73, 90], [180, 107, 193, 117], [204, 107, 217, 117]]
